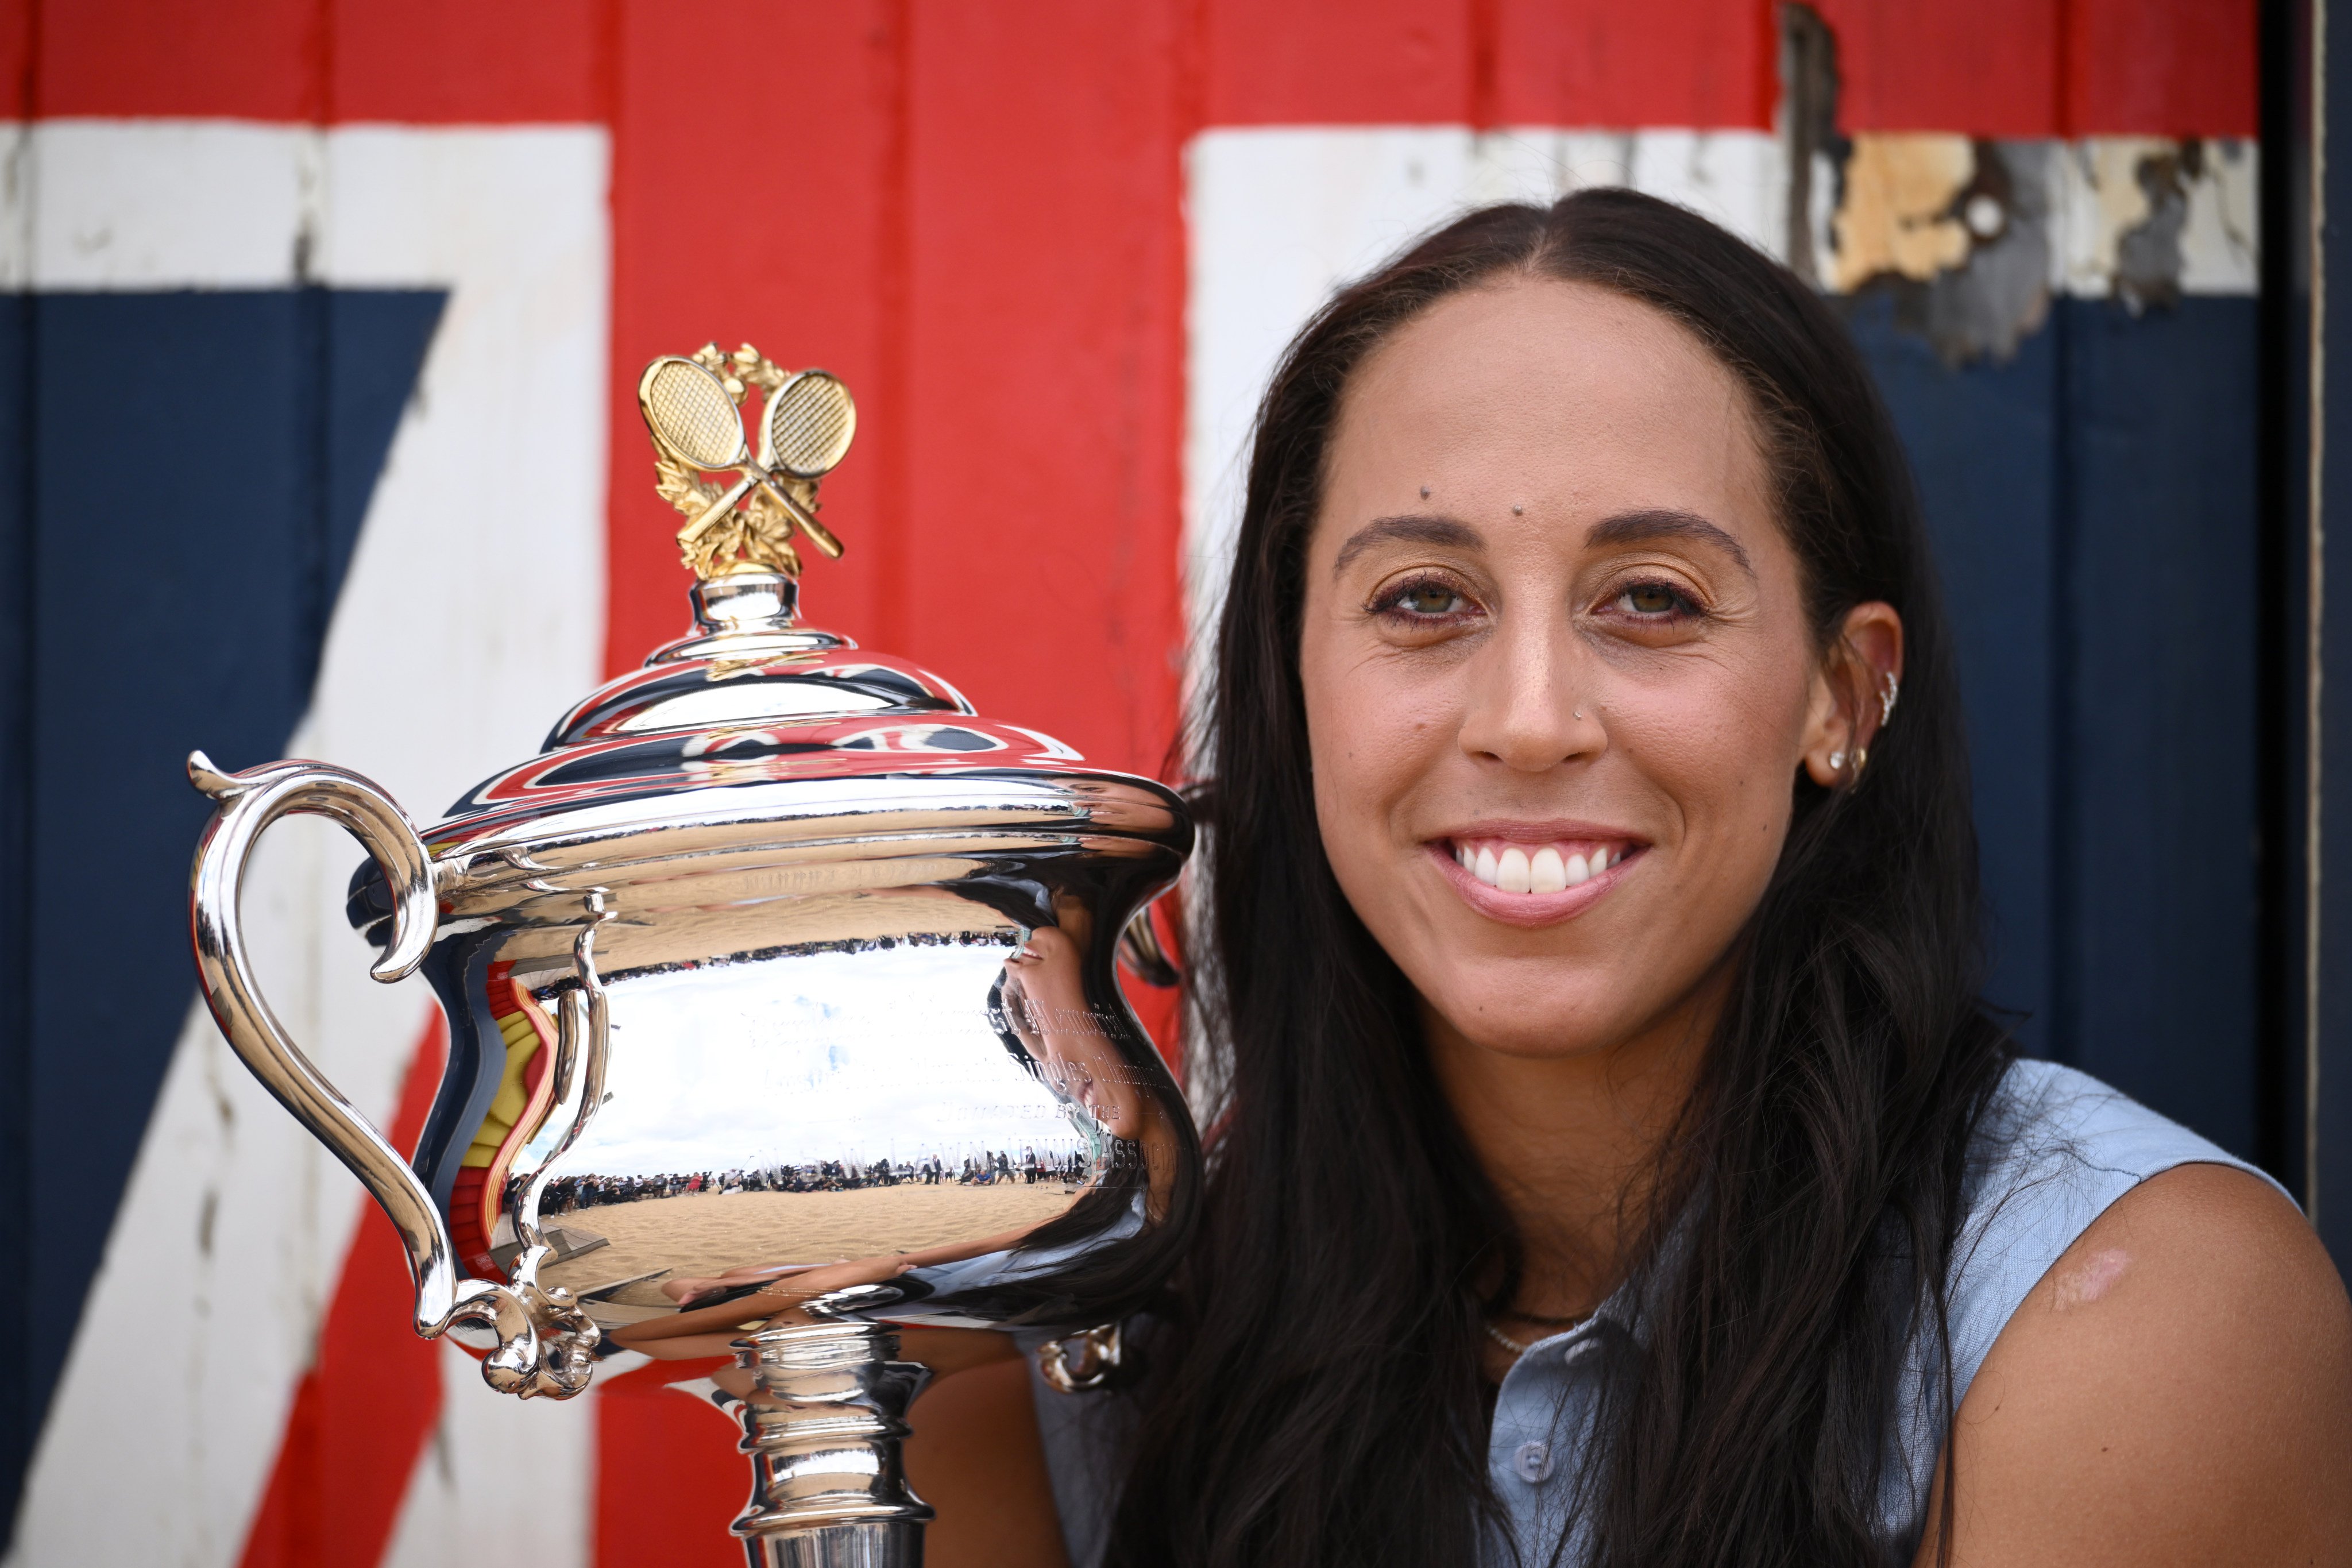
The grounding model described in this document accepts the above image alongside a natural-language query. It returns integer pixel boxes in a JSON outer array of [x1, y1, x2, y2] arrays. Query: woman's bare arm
[[902, 1346, 1072, 1568], [1916, 1163, 2352, 1567]]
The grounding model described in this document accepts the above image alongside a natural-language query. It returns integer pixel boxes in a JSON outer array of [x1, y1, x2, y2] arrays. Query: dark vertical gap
[[2258, 0, 2314, 1189], [1466, 0, 1499, 132], [1777, 6, 1844, 298], [2052, 0, 2075, 137], [870, 0, 913, 652], [0, 0, 38, 1543], [0, 298, 32, 1551]]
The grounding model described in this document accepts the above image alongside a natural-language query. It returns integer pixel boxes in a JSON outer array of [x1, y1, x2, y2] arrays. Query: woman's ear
[[1801, 603, 1905, 789]]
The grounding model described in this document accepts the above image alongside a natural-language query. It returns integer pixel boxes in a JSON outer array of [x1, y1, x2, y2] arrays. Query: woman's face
[[1299, 276, 1885, 1061]]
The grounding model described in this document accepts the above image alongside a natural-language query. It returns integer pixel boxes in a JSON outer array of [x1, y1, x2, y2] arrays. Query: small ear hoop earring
[[1880, 673, 1899, 726], [1853, 745, 1870, 774]]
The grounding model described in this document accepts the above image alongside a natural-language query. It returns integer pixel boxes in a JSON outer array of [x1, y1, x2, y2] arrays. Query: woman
[[903, 190, 2352, 1566]]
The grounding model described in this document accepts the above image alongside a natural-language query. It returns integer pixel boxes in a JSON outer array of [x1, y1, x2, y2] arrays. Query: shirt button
[[1513, 1439, 1554, 1483]]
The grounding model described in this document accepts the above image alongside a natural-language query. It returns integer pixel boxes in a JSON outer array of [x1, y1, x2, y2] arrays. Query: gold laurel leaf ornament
[[638, 342, 856, 580]]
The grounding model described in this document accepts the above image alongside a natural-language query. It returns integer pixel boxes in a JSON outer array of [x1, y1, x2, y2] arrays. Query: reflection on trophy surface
[[187, 341, 1199, 1566]]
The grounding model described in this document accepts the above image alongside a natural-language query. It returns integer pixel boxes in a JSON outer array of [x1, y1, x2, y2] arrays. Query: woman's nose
[[1455, 623, 1598, 772]]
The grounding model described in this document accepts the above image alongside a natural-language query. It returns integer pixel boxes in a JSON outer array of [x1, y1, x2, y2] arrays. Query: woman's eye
[[1376, 578, 1472, 619], [1619, 581, 1692, 617]]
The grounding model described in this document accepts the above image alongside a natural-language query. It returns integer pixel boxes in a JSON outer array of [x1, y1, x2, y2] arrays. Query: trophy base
[[733, 1319, 935, 1568], [745, 1521, 924, 1568]]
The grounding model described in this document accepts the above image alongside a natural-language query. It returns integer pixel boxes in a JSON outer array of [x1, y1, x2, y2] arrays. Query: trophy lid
[[361, 344, 1184, 922]]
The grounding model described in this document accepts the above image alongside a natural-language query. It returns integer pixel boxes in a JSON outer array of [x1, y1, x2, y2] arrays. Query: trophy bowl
[[187, 346, 1197, 1567]]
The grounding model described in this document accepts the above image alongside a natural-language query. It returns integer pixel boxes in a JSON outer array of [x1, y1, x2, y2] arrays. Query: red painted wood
[[1810, 0, 2062, 138], [23, 0, 598, 121], [1491, 0, 1775, 130], [237, 1015, 449, 1568], [593, 1359, 746, 1568], [1204, 0, 1471, 125], [329, 0, 603, 122], [890, 2, 1187, 778], [9, 0, 2263, 140], [601, 0, 899, 678], [1812, 0, 2255, 138], [609, 1, 1188, 779], [0, 0, 33, 118], [2068, 0, 2258, 137], [34, 0, 324, 120]]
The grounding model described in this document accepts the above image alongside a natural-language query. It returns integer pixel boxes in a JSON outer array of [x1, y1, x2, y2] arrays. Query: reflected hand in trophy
[[186, 342, 1198, 1567]]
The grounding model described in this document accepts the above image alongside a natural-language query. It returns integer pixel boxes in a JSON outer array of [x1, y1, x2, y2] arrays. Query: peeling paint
[[2056, 136, 2260, 306], [1781, 4, 2257, 365], [1829, 133, 1976, 292], [1820, 133, 2258, 362]]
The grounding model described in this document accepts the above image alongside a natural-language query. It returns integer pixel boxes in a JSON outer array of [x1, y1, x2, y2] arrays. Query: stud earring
[[1828, 750, 1847, 771]]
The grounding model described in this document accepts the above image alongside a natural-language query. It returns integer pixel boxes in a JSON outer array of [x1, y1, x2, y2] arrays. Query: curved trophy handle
[[185, 750, 597, 1398]]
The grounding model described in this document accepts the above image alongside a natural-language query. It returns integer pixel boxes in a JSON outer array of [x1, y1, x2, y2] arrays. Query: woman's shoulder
[[1940, 1057, 2292, 1389], [1925, 1109, 2352, 1564]]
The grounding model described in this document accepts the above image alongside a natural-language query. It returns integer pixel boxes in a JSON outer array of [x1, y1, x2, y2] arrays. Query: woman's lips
[[1428, 836, 1643, 927]]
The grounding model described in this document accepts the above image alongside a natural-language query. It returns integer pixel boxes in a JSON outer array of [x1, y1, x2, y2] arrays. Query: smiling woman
[[903, 190, 2352, 1568]]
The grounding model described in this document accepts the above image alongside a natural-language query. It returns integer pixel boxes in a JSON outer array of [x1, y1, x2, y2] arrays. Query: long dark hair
[[1105, 190, 2013, 1566]]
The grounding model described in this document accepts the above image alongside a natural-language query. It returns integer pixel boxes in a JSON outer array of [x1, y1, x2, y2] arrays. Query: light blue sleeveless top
[[1022, 1059, 2291, 1567]]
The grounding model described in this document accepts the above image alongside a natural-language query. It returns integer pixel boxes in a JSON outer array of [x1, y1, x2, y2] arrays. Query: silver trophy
[[187, 343, 1196, 1566]]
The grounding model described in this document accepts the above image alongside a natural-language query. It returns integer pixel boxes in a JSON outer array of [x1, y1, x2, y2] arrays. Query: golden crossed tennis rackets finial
[[638, 342, 857, 579]]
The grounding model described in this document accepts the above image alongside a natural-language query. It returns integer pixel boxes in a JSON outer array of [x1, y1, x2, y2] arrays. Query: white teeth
[[1456, 840, 1628, 894]]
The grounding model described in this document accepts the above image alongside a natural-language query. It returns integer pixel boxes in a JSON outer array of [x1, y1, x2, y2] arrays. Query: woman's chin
[[1416, 983, 1637, 1061]]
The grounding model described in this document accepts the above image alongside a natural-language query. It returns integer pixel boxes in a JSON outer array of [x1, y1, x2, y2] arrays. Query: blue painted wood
[[2316, 3, 2352, 1260], [1848, 293, 2265, 1163], [2059, 296, 2262, 1159], [1, 289, 442, 1544], [0, 294, 33, 1559], [1844, 293, 2063, 1059]]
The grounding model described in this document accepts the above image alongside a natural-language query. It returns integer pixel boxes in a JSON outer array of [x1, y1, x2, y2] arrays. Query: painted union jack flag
[[0, 1, 2262, 1563]]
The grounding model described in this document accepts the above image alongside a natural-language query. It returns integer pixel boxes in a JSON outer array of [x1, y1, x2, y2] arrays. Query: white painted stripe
[[378, 1341, 598, 1568], [5, 122, 607, 1568]]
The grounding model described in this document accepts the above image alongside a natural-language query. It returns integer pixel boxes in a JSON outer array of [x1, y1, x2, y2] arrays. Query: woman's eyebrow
[[1331, 513, 1482, 576], [1584, 508, 1755, 578]]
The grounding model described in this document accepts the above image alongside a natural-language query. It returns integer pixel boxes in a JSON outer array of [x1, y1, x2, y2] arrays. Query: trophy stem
[[733, 1319, 935, 1568]]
